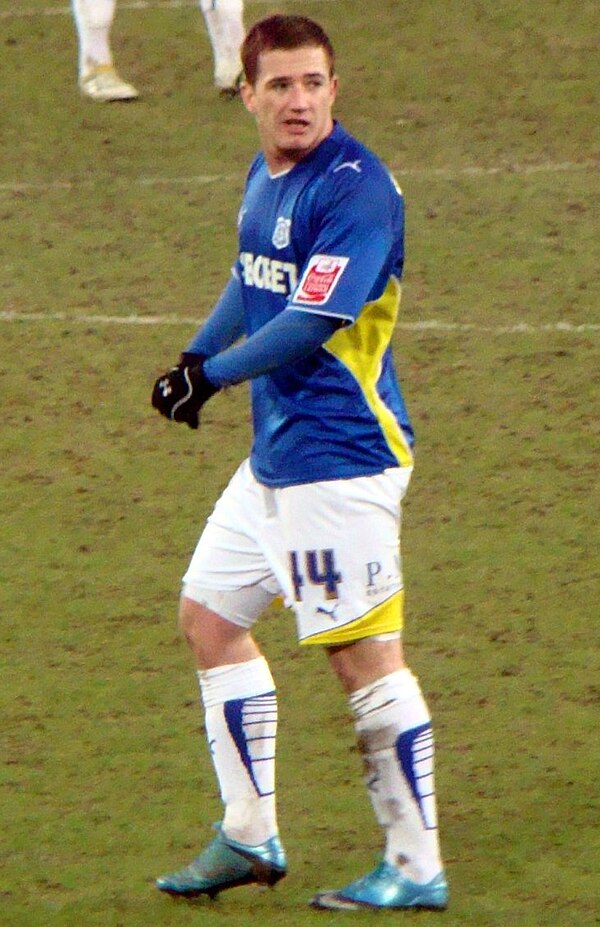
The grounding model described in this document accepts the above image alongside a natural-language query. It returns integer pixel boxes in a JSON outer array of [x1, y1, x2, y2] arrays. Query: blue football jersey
[[236, 121, 414, 487]]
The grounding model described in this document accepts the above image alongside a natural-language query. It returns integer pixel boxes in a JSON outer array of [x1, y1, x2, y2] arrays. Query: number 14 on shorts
[[289, 549, 342, 602]]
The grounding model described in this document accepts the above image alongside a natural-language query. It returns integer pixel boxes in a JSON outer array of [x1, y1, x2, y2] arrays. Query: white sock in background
[[199, 0, 244, 89], [72, 0, 116, 79]]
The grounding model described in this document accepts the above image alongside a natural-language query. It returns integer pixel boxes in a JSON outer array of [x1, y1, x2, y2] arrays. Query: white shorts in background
[[182, 459, 412, 646]]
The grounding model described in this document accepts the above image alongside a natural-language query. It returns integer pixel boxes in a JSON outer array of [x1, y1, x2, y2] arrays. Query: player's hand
[[151, 354, 219, 430]]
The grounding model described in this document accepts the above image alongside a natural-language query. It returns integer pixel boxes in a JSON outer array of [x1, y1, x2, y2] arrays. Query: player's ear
[[240, 80, 257, 115], [329, 74, 339, 104]]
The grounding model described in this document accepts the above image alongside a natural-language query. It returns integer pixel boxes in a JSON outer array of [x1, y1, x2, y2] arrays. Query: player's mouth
[[282, 118, 311, 135]]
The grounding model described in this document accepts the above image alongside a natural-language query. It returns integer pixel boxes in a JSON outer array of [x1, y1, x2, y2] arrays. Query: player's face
[[241, 46, 337, 172]]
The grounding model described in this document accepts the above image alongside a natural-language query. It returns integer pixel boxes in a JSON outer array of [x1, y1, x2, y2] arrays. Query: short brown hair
[[241, 14, 336, 85]]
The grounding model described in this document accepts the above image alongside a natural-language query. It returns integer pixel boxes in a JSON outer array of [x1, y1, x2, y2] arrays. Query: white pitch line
[[1, 158, 597, 196], [0, 174, 228, 193], [396, 320, 600, 334], [0, 311, 597, 334], [395, 159, 599, 178]]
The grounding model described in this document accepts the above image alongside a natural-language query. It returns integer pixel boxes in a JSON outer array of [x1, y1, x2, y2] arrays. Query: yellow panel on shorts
[[300, 590, 404, 646]]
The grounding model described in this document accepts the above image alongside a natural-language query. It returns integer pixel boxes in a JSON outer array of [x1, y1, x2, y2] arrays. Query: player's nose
[[287, 83, 310, 109]]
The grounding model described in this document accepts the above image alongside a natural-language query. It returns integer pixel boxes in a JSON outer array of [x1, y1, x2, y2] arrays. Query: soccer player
[[151, 14, 448, 912], [72, 0, 244, 101]]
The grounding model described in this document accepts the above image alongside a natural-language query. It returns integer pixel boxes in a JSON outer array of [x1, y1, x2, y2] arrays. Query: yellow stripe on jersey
[[324, 276, 414, 468], [300, 590, 404, 646]]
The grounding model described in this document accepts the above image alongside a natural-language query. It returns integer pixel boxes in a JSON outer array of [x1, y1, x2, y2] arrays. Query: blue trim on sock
[[223, 693, 276, 797], [396, 722, 436, 830]]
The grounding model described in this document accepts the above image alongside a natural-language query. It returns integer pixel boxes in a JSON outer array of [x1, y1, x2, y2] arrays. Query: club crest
[[272, 216, 291, 250]]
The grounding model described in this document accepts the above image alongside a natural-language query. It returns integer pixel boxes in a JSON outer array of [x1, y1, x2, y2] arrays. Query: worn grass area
[[1, 1, 599, 925]]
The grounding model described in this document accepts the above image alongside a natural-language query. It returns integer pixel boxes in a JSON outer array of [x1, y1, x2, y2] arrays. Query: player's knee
[[178, 594, 204, 647], [178, 590, 261, 668], [326, 635, 405, 693]]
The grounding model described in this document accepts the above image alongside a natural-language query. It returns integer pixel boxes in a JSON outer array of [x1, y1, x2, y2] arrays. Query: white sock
[[72, 0, 116, 78], [349, 668, 444, 883], [198, 656, 279, 846], [199, 0, 244, 88]]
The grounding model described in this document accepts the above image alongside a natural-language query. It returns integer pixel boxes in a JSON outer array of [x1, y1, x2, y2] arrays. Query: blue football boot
[[310, 861, 448, 911], [156, 824, 287, 899]]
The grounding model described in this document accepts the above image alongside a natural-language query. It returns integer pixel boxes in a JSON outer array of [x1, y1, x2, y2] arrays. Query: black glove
[[151, 354, 219, 430]]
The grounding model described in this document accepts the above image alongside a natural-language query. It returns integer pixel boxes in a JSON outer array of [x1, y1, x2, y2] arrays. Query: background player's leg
[[72, 0, 115, 78], [71, 0, 138, 101], [198, 0, 244, 93]]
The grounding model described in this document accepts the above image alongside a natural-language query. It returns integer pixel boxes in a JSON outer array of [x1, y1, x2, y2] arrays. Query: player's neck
[[262, 120, 335, 174], [263, 148, 311, 174]]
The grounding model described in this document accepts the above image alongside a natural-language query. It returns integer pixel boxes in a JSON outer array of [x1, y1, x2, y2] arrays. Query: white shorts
[[182, 459, 412, 646]]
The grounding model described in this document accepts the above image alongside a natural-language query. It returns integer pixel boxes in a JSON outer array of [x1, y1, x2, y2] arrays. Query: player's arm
[[186, 170, 398, 391], [183, 272, 245, 359], [151, 285, 341, 429], [289, 167, 404, 323], [152, 309, 340, 429], [203, 309, 341, 386], [151, 273, 244, 429]]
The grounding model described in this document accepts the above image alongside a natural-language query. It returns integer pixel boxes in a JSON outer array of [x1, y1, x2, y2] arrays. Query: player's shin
[[349, 668, 444, 884], [198, 657, 279, 846]]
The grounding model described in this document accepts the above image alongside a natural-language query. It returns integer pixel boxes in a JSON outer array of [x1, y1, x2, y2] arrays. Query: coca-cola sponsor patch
[[293, 254, 349, 306]]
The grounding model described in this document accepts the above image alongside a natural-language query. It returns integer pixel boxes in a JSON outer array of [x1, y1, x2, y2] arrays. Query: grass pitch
[[1, 1, 599, 925]]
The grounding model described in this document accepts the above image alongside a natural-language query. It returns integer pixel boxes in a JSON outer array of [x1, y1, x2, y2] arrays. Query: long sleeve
[[204, 309, 341, 387], [185, 274, 245, 358]]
